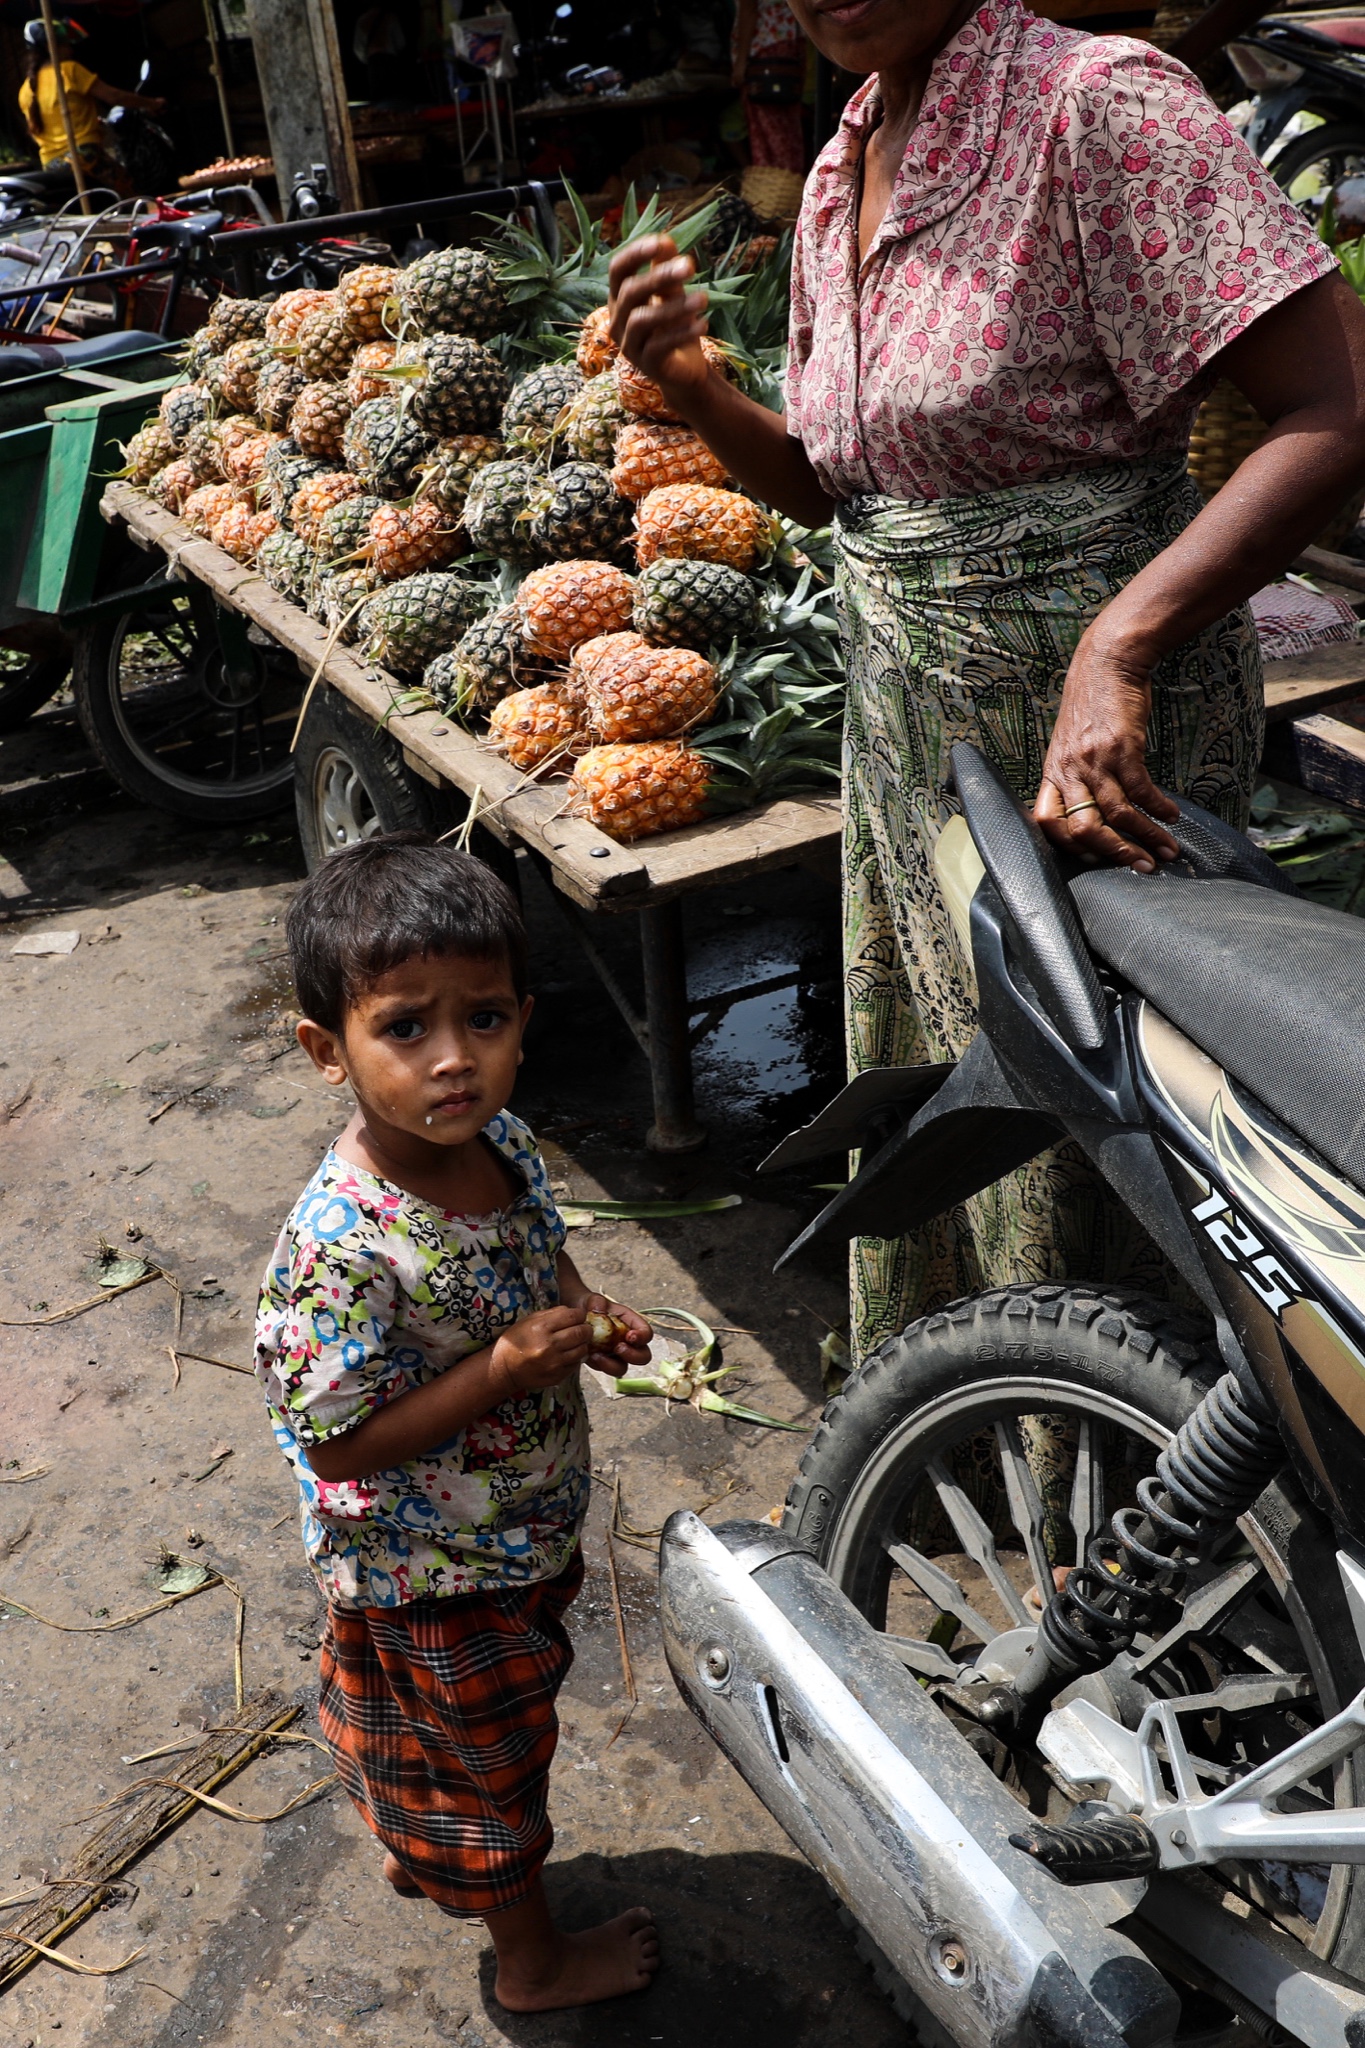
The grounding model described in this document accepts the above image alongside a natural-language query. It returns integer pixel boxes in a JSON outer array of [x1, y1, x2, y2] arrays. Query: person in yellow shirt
[[18, 16, 164, 175]]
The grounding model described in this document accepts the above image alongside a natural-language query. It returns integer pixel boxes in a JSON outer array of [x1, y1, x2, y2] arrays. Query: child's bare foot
[[493, 1905, 659, 2012], [383, 1851, 422, 1897]]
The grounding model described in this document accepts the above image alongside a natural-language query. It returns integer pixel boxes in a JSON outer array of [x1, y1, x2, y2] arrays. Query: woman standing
[[731, 0, 806, 174], [610, 0, 1365, 1362]]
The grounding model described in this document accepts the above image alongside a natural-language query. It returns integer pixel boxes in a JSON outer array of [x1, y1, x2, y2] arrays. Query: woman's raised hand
[[1034, 627, 1180, 871], [607, 234, 714, 412]]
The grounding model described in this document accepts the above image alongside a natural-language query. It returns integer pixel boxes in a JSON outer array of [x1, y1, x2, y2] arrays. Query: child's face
[[298, 950, 533, 1149]]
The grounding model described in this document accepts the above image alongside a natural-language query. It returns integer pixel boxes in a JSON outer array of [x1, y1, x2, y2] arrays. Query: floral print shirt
[[254, 1113, 587, 1609], [785, 0, 1336, 502]]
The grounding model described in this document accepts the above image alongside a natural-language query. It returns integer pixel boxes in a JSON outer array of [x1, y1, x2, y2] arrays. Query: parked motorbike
[[1230, 16, 1365, 207], [662, 744, 1365, 2045]]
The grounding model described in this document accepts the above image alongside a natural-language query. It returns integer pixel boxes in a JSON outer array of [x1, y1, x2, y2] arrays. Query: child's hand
[[492, 1306, 593, 1394], [580, 1294, 653, 1378]]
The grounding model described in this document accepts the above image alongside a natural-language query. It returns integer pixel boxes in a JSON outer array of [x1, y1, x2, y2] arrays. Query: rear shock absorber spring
[[1026, 1369, 1284, 1697]]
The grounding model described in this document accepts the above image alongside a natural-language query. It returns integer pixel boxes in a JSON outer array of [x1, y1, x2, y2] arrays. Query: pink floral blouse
[[785, 0, 1336, 502]]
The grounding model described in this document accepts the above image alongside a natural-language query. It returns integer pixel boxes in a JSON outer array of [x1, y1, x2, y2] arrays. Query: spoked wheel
[[293, 686, 521, 893], [71, 579, 300, 822], [785, 1285, 1365, 2023]]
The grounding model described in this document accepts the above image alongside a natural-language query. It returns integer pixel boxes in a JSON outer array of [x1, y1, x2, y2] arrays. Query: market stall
[[81, 185, 840, 1153]]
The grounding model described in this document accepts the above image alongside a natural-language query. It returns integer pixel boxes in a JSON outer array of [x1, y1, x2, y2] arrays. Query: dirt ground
[[0, 737, 906, 2048]]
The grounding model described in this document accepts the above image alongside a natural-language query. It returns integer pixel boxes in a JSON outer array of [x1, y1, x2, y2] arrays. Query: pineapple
[[489, 687, 586, 771], [184, 482, 242, 538], [258, 528, 314, 600], [571, 629, 648, 681], [289, 382, 353, 461], [576, 303, 617, 379], [736, 234, 780, 272], [219, 336, 272, 413], [560, 371, 627, 468], [574, 639, 718, 743], [183, 418, 226, 484], [343, 396, 433, 499], [361, 570, 481, 673], [199, 353, 228, 405], [368, 499, 463, 580], [295, 301, 356, 382], [389, 335, 509, 438], [256, 358, 308, 432], [264, 443, 333, 529], [700, 189, 764, 265], [516, 561, 635, 661], [206, 295, 269, 350], [462, 458, 540, 563], [635, 485, 774, 572], [120, 417, 177, 484], [338, 262, 397, 342], [223, 430, 281, 488], [311, 565, 380, 640], [617, 337, 731, 423], [265, 287, 331, 345], [147, 458, 197, 514], [432, 605, 532, 720], [213, 501, 278, 562], [417, 435, 503, 518], [182, 329, 215, 380], [347, 340, 396, 408], [633, 557, 761, 650], [525, 462, 632, 561], [315, 491, 384, 564], [612, 423, 728, 502], [394, 246, 508, 341], [290, 470, 365, 550], [568, 742, 711, 839], [159, 381, 209, 448], [502, 361, 583, 456]]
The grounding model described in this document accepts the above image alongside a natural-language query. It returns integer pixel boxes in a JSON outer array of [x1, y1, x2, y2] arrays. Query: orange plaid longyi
[[318, 1548, 584, 1916]]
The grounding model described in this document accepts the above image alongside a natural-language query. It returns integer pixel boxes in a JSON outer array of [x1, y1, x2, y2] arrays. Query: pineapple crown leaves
[[482, 180, 742, 361], [696, 694, 841, 807], [771, 515, 837, 586]]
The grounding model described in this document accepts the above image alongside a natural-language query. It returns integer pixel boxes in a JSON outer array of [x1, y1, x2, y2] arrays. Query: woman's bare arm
[[1037, 272, 1365, 868], [607, 233, 836, 528]]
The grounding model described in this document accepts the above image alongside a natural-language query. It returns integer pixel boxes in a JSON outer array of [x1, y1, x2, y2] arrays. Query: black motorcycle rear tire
[[784, 1282, 1365, 1984], [1269, 121, 1365, 204]]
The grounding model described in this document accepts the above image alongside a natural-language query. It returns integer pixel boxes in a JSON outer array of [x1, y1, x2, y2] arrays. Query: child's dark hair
[[287, 834, 527, 1032]]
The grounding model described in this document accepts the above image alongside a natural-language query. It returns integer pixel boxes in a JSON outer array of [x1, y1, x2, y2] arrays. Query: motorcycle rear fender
[[773, 1032, 1060, 1268]]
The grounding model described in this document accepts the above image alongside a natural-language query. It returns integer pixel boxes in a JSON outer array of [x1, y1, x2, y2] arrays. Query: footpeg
[[1009, 1811, 1160, 1884]]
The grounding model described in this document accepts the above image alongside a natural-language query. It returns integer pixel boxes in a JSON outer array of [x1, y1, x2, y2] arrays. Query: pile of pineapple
[[121, 191, 839, 842]]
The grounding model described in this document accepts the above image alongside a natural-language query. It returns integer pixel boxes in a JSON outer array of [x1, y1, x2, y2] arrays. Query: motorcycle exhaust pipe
[[660, 1513, 1180, 2048]]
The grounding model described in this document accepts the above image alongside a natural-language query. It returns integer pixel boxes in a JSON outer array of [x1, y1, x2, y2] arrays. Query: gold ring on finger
[[1063, 799, 1101, 817]]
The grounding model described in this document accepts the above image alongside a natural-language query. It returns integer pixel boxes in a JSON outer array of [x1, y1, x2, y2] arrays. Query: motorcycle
[[1229, 16, 1365, 209], [661, 744, 1365, 2046]]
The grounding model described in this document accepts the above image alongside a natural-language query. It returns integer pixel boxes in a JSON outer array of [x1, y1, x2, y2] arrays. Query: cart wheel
[[294, 686, 520, 893], [71, 578, 299, 823], [0, 647, 70, 735]]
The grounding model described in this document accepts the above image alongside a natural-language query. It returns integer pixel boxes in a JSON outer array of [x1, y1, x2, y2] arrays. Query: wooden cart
[[100, 480, 841, 1152]]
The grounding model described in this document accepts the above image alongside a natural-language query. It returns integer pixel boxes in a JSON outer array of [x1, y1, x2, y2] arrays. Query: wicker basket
[[1188, 378, 1365, 551], [741, 165, 805, 224]]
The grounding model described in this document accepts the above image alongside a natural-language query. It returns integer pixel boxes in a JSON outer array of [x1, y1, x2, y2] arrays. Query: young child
[[255, 833, 660, 2011]]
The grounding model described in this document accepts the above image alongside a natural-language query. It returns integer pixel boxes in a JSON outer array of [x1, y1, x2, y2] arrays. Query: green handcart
[[0, 339, 180, 731]]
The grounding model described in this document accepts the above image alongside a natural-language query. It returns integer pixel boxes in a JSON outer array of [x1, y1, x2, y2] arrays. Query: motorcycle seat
[[1069, 870, 1365, 1187], [1298, 16, 1365, 45]]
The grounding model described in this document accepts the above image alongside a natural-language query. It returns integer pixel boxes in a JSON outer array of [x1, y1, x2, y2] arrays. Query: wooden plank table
[[101, 480, 841, 1151]]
